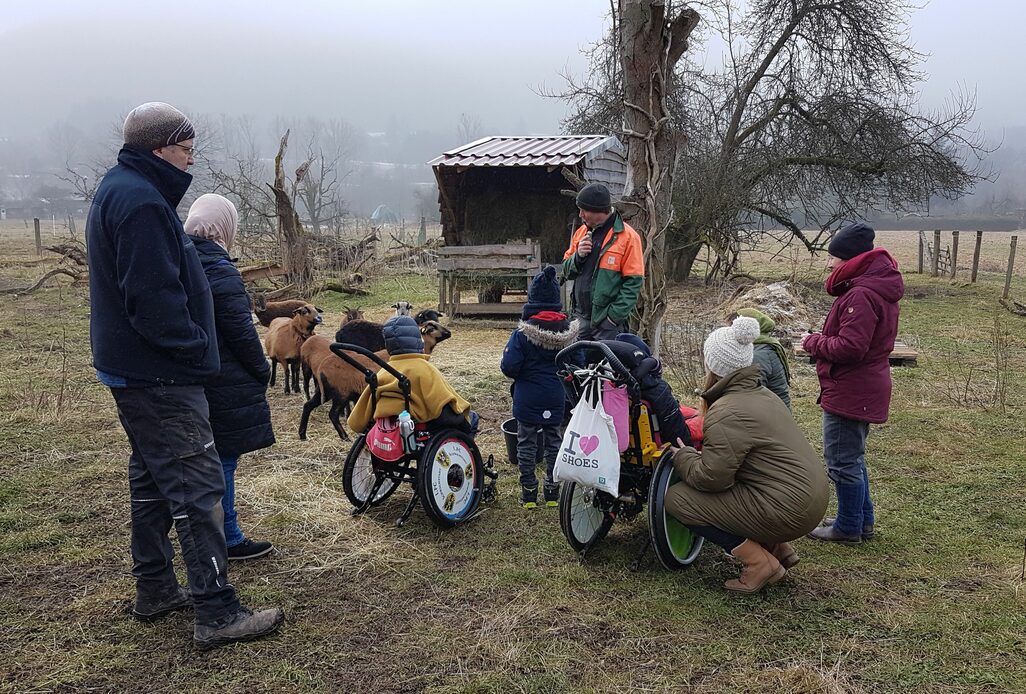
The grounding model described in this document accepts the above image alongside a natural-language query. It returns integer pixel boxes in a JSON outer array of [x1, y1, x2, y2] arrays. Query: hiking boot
[[724, 540, 786, 594], [193, 607, 285, 651], [520, 485, 538, 509], [821, 516, 875, 540], [807, 523, 862, 545], [543, 482, 560, 508], [227, 538, 274, 561], [760, 542, 799, 570], [133, 585, 192, 621]]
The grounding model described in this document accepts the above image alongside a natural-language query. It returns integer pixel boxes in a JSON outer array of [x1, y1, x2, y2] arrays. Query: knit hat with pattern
[[123, 102, 195, 151]]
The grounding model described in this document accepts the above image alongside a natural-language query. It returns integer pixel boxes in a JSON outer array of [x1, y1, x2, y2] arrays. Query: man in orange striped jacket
[[561, 183, 645, 340]]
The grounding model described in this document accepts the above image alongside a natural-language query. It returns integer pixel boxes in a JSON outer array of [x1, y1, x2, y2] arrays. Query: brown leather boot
[[724, 540, 786, 593], [761, 541, 799, 569]]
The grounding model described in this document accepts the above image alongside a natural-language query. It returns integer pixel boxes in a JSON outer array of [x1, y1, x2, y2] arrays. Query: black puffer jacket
[[191, 236, 275, 457]]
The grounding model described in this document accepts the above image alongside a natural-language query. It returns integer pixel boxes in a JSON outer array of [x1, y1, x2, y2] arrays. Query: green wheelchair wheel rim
[[664, 515, 696, 558], [663, 466, 696, 558]]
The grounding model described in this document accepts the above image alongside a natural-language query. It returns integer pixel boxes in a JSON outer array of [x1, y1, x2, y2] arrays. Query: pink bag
[[602, 381, 630, 452], [366, 416, 404, 462]]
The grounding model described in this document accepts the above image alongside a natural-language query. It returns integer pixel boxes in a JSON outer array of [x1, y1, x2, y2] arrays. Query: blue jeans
[[823, 411, 874, 534], [220, 454, 245, 548]]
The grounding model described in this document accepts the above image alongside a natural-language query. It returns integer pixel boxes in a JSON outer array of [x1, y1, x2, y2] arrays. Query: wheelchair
[[555, 340, 704, 570], [330, 343, 498, 529]]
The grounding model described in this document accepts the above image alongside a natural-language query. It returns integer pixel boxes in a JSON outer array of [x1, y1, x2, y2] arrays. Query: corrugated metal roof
[[428, 135, 623, 168]]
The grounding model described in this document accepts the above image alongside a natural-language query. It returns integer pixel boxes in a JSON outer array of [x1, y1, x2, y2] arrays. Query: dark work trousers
[[110, 384, 241, 625]]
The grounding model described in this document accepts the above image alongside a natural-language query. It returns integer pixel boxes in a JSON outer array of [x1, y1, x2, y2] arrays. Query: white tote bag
[[554, 378, 622, 496]]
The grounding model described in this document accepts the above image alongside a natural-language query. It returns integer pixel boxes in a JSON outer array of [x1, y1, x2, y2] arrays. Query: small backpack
[[366, 416, 404, 462]]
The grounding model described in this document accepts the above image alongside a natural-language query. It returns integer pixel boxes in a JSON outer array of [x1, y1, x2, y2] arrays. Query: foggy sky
[[1, 0, 1023, 141]]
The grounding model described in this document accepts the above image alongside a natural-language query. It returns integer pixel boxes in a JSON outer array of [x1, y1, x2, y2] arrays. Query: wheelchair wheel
[[417, 430, 483, 528], [648, 455, 703, 570], [559, 481, 614, 553], [342, 434, 401, 509]]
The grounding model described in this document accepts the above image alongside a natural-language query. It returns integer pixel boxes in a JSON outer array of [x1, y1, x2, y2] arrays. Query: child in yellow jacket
[[347, 316, 478, 434]]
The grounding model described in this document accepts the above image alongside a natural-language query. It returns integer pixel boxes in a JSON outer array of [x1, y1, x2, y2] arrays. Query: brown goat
[[297, 320, 452, 441], [254, 298, 324, 328], [265, 304, 321, 394]]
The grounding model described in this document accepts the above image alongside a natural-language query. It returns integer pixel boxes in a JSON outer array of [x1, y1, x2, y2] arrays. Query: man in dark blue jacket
[[86, 102, 283, 649]]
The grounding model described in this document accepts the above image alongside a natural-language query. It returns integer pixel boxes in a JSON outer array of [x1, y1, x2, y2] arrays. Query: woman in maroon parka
[[802, 222, 904, 544]]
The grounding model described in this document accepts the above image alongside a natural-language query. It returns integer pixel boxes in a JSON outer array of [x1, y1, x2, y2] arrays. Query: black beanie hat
[[576, 183, 612, 212], [828, 222, 875, 260], [522, 265, 563, 318]]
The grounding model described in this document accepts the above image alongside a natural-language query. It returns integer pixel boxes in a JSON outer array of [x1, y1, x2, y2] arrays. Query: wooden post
[[33, 218, 42, 256], [917, 232, 924, 273], [971, 230, 983, 283], [950, 230, 959, 278], [1003, 235, 1018, 300], [932, 229, 941, 276]]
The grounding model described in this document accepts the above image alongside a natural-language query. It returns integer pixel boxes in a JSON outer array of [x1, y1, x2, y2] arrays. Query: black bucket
[[501, 418, 544, 466]]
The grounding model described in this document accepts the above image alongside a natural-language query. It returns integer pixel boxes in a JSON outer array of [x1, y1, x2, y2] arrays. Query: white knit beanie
[[703, 316, 761, 377]]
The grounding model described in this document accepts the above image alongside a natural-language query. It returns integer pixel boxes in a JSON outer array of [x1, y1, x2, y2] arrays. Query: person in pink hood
[[801, 222, 904, 544]]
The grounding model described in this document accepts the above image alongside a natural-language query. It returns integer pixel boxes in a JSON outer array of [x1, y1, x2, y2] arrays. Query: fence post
[[33, 218, 42, 256], [932, 229, 941, 276], [917, 232, 924, 273], [950, 230, 959, 278], [971, 230, 983, 283], [1003, 235, 1018, 300]]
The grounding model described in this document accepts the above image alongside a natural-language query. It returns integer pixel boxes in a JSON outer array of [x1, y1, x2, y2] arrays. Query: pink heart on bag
[[579, 435, 599, 456]]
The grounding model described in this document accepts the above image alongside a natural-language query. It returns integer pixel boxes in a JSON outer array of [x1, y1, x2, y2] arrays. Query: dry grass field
[[1, 221, 1025, 693]]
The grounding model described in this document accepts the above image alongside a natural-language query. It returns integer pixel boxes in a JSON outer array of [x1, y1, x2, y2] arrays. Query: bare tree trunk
[[268, 131, 314, 291], [618, 0, 700, 354]]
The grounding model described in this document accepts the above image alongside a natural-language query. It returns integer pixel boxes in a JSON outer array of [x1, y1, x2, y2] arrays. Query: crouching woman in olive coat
[[665, 317, 828, 594]]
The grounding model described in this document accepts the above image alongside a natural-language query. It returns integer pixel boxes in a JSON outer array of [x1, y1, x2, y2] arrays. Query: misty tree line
[[1, 113, 470, 235]]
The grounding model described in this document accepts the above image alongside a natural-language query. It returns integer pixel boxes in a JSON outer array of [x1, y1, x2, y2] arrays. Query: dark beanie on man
[[828, 222, 875, 260], [522, 265, 564, 318], [576, 183, 612, 212], [123, 102, 196, 151]]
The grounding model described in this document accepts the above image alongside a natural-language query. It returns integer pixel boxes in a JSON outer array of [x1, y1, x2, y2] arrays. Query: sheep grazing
[[334, 305, 365, 342], [254, 297, 324, 328], [265, 304, 321, 394], [334, 306, 443, 351], [297, 320, 452, 441], [392, 300, 413, 316], [297, 336, 385, 440]]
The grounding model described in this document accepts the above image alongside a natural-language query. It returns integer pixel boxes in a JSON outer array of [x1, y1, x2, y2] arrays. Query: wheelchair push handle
[[555, 340, 639, 392], [329, 342, 412, 403]]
